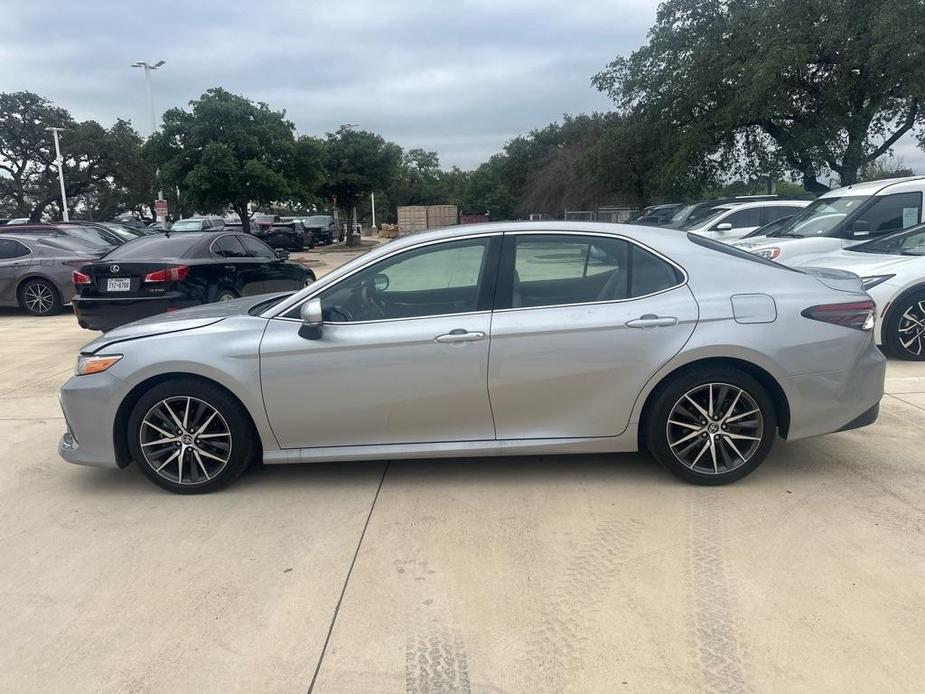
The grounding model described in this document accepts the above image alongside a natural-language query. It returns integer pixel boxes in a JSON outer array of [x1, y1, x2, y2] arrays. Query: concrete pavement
[[0, 303, 923, 692]]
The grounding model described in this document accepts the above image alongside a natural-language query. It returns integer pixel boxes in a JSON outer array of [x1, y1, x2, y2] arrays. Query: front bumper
[[58, 370, 127, 469], [781, 341, 886, 441], [73, 295, 199, 332]]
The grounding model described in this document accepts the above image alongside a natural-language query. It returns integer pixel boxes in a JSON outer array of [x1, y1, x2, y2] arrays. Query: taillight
[[72, 270, 91, 285], [801, 300, 876, 331], [143, 265, 189, 283]]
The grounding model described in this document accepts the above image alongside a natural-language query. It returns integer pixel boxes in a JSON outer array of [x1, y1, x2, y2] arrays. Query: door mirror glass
[[715, 222, 733, 231], [299, 298, 323, 339], [275, 248, 290, 260], [372, 273, 389, 292], [851, 220, 871, 237]]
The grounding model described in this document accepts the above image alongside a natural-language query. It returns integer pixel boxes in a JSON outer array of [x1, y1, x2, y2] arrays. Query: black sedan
[[72, 231, 316, 331]]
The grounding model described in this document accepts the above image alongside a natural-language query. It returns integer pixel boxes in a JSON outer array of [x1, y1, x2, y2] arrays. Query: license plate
[[107, 278, 131, 292]]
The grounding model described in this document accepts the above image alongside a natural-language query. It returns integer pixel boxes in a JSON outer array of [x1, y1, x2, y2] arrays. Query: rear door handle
[[434, 329, 486, 344], [625, 314, 678, 329]]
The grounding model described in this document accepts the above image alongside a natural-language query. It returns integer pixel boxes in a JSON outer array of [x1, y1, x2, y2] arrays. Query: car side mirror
[[299, 298, 323, 340], [275, 248, 290, 260], [714, 222, 733, 231], [851, 220, 871, 237]]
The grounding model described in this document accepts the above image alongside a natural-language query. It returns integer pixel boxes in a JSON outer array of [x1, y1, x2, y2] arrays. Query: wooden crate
[[397, 206, 428, 235], [426, 204, 458, 228]]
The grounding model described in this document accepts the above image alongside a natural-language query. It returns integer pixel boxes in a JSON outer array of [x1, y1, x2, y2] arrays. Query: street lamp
[[45, 127, 69, 222], [131, 60, 166, 223]]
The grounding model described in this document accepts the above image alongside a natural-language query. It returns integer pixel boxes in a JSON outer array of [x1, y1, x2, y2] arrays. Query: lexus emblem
[[110, 264, 120, 273]]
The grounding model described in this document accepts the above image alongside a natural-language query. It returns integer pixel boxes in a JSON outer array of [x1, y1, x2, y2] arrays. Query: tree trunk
[[235, 204, 251, 234], [345, 206, 359, 247], [801, 168, 831, 196]]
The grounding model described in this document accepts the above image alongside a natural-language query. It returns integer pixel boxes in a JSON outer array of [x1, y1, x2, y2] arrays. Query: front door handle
[[625, 314, 678, 329], [434, 329, 486, 344]]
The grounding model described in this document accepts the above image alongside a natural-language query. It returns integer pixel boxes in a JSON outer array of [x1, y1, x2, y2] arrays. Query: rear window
[[103, 235, 201, 259], [686, 233, 801, 272]]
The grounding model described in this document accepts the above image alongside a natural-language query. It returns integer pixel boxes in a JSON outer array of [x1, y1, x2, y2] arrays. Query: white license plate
[[107, 278, 131, 292]]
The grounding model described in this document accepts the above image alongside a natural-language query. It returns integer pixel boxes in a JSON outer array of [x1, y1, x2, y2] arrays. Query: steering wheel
[[358, 281, 387, 320], [325, 305, 353, 322]]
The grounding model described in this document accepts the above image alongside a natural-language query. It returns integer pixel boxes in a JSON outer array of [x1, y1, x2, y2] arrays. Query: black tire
[[644, 366, 777, 485], [127, 379, 258, 494], [18, 278, 62, 316], [295, 236, 305, 251], [215, 288, 238, 302], [883, 289, 925, 361]]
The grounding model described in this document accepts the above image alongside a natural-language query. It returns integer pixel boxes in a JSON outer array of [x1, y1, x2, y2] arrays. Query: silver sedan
[[58, 222, 886, 493]]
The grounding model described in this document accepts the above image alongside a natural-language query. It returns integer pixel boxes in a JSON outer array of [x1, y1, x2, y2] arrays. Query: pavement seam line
[[306, 461, 390, 694], [0, 367, 74, 399]]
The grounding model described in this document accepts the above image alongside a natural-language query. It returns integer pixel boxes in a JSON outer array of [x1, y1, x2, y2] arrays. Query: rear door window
[[716, 208, 761, 229], [0, 239, 30, 259]]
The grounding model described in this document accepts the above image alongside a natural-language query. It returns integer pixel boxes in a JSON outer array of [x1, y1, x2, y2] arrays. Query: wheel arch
[[882, 282, 925, 335], [113, 372, 262, 468], [636, 356, 791, 445], [16, 273, 63, 302]]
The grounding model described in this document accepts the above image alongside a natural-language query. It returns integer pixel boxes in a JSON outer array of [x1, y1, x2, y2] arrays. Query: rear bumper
[[781, 341, 886, 441], [73, 295, 200, 332]]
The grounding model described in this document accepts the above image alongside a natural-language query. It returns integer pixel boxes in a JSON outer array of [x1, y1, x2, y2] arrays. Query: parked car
[[3, 218, 30, 225], [167, 216, 226, 232], [790, 223, 925, 360], [253, 221, 312, 251], [58, 221, 885, 493], [0, 233, 102, 316], [627, 204, 682, 226], [301, 215, 337, 245], [734, 176, 925, 263], [681, 200, 810, 241], [71, 231, 316, 332], [662, 195, 784, 228], [1, 223, 122, 250]]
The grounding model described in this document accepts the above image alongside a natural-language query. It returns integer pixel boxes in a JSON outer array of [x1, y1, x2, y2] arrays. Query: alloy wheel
[[23, 282, 55, 314], [665, 383, 763, 475], [897, 300, 925, 357], [139, 396, 232, 485]]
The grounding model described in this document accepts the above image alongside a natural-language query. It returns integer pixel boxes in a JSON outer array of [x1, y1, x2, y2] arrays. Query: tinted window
[[238, 234, 276, 259], [855, 192, 922, 235], [211, 235, 248, 258], [508, 235, 680, 309], [0, 239, 29, 259], [850, 224, 925, 256], [104, 235, 201, 259], [717, 208, 761, 228], [171, 219, 204, 232], [320, 238, 490, 322], [765, 206, 799, 223]]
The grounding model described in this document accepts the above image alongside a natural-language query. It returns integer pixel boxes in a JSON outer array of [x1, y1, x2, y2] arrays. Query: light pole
[[45, 127, 69, 222], [131, 60, 166, 223]]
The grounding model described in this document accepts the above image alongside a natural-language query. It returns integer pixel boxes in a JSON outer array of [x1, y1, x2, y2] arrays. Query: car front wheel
[[645, 367, 777, 485], [883, 290, 925, 360], [127, 379, 258, 493], [19, 278, 62, 316]]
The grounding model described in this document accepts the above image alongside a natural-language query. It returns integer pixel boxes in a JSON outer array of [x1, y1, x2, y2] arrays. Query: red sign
[[154, 198, 168, 216]]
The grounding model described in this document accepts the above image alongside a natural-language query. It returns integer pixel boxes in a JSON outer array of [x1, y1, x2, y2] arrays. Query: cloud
[[0, 0, 658, 168]]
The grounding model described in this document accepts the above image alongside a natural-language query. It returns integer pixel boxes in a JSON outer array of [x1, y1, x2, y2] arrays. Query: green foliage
[[151, 88, 307, 230], [593, 0, 925, 192], [320, 126, 402, 215], [0, 91, 147, 220]]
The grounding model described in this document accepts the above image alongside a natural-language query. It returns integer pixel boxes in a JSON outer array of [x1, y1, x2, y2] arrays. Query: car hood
[[790, 250, 922, 274], [733, 235, 804, 249], [81, 293, 288, 354]]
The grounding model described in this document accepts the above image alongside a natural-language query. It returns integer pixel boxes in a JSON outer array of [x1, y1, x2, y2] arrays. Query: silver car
[[0, 234, 102, 315], [58, 222, 886, 493]]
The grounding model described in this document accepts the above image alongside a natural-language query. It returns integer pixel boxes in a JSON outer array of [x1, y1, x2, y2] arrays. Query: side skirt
[[262, 434, 637, 465]]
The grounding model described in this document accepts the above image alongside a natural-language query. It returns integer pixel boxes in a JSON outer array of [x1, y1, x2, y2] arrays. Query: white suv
[[734, 176, 925, 263], [681, 200, 810, 241]]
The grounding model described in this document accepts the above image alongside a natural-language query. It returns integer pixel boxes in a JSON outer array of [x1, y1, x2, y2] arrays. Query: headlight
[[753, 247, 781, 260], [75, 354, 122, 376], [860, 275, 895, 290]]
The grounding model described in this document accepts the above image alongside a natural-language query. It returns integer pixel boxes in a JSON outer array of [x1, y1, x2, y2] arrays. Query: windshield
[[171, 219, 203, 231], [304, 216, 333, 226], [682, 207, 734, 230], [849, 224, 925, 256], [767, 196, 867, 238], [62, 226, 115, 248], [669, 204, 697, 223]]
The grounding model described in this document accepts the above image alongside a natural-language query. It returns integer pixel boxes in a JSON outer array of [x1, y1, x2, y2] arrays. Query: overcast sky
[[2, 0, 921, 173]]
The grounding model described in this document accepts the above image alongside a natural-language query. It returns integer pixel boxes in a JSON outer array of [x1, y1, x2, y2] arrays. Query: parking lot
[[2, 245, 925, 693]]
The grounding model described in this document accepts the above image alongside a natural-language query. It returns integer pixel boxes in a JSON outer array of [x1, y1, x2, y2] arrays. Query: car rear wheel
[[127, 379, 258, 493], [645, 367, 777, 485], [883, 290, 925, 360], [18, 278, 62, 316], [215, 288, 238, 302]]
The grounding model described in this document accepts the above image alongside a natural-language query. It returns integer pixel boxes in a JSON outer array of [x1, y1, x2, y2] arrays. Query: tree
[[321, 126, 401, 244], [150, 88, 310, 232], [0, 91, 146, 220], [593, 0, 925, 193]]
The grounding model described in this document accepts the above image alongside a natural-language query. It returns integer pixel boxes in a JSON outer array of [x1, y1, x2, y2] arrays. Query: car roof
[[714, 199, 810, 210], [821, 175, 925, 198]]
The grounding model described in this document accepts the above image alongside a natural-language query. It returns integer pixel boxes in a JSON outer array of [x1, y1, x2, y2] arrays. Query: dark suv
[[301, 215, 336, 245]]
